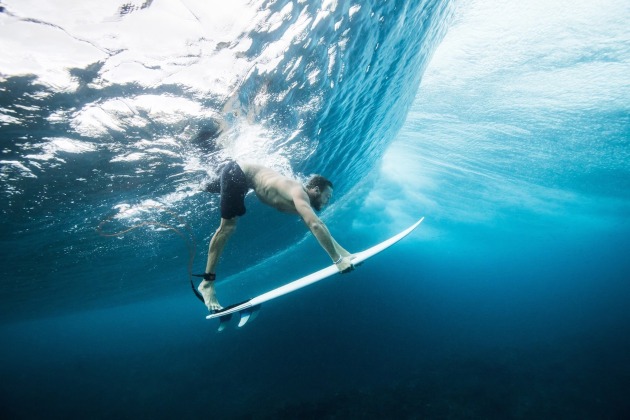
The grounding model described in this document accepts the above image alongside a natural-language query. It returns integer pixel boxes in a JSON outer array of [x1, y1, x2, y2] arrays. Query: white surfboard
[[207, 217, 424, 330]]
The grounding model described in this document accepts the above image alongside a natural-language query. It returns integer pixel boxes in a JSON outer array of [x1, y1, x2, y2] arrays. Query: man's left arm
[[331, 237, 351, 258], [292, 188, 354, 272]]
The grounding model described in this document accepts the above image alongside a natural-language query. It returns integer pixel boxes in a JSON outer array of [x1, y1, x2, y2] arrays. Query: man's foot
[[198, 280, 223, 312]]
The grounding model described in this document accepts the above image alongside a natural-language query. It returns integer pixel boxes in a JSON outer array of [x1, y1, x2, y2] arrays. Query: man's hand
[[335, 255, 355, 273]]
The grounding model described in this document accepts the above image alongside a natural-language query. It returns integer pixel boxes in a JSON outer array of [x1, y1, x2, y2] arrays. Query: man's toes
[[209, 303, 223, 311]]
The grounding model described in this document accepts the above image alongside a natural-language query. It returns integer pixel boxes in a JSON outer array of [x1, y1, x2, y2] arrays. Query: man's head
[[305, 175, 333, 211]]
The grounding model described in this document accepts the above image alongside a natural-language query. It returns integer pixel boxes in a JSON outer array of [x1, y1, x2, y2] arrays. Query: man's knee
[[217, 218, 237, 236]]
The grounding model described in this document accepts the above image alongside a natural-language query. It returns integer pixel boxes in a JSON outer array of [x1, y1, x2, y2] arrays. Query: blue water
[[1, 0, 629, 418]]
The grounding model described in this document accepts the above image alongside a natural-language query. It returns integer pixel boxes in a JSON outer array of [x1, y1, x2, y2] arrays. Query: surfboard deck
[[206, 217, 424, 330]]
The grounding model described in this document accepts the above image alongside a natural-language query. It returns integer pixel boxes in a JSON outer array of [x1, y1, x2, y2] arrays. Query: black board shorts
[[205, 161, 250, 219]]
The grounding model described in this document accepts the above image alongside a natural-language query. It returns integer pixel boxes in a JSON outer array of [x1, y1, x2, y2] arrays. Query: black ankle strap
[[193, 272, 216, 281]]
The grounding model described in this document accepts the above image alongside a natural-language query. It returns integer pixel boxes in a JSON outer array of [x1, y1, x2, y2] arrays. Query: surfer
[[198, 161, 355, 312]]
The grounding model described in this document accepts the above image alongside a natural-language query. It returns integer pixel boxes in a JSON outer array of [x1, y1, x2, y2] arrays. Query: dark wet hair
[[305, 175, 333, 191]]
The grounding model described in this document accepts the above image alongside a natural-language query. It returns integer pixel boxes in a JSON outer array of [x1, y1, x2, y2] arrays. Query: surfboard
[[207, 217, 424, 330]]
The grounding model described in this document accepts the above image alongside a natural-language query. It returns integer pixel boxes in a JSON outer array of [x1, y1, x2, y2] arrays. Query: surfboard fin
[[237, 305, 261, 328], [213, 304, 261, 331], [217, 313, 232, 332]]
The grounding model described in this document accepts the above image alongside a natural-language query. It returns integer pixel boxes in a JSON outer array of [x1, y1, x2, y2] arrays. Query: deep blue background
[[2, 216, 629, 418]]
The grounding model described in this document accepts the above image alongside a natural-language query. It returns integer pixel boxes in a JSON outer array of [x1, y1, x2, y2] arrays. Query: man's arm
[[331, 237, 351, 258], [292, 187, 353, 272]]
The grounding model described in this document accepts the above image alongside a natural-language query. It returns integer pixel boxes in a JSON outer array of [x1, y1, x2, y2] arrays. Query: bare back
[[239, 162, 305, 214]]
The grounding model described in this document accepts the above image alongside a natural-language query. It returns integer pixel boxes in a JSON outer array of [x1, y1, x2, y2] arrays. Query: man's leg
[[198, 217, 237, 311]]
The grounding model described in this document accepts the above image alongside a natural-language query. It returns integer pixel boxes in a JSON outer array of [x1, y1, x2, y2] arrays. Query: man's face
[[311, 186, 333, 211]]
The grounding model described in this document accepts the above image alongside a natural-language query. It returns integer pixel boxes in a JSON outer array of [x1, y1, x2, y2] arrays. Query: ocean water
[[1, 0, 629, 418]]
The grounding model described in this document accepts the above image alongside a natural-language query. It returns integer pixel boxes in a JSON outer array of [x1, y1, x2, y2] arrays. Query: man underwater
[[198, 161, 355, 312]]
